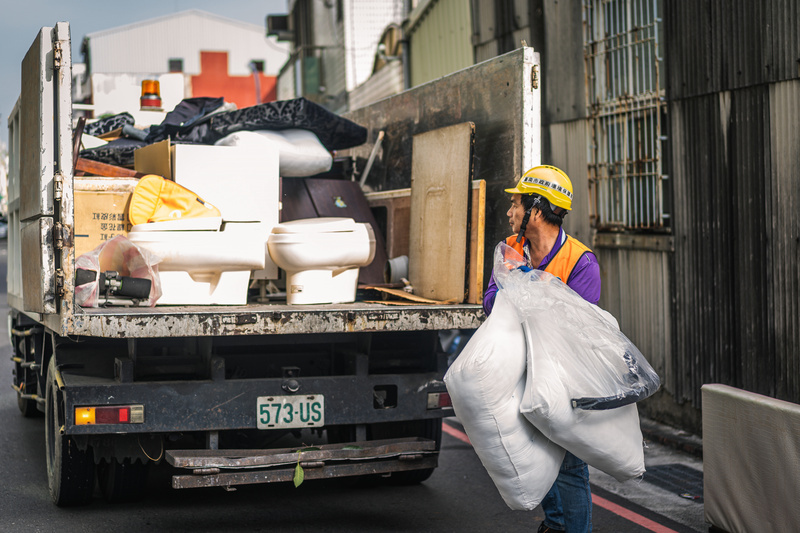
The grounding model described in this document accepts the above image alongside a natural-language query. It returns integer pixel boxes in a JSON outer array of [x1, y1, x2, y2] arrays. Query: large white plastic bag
[[521, 321, 645, 481], [214, 129, 332, 177], [493, 243, 655, 481], [444, 291, 564, 510]]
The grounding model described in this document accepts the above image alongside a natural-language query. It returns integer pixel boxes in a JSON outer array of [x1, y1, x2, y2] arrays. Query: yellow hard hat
[[505, 165, 573, 211]]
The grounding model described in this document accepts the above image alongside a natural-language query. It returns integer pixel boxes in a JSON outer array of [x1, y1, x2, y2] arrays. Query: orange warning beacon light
[[140, 79, 162, 110]]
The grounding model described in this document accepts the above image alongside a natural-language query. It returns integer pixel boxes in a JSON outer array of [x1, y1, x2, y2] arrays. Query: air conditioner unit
[[266, 15, 294, 41]]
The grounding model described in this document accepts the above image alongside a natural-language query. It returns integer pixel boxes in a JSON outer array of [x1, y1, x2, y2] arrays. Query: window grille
[[584, 0, 667, 230]]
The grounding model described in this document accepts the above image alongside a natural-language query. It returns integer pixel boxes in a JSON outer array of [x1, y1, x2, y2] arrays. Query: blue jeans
[[540, 451, 592, 532]]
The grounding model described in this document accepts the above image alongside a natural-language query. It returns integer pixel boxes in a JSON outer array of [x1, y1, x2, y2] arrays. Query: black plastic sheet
[[146, 97, 367, 151], [80, 97, 368, 167]]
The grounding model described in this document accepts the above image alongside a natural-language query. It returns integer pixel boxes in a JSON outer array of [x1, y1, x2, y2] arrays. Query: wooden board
[[467, 180, 486, 305], [364, 189, 411, 259], [366, 179, 485, 304], [408, 123, 475, 303]]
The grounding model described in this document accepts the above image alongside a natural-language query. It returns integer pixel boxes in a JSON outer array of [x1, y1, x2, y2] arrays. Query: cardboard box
[[134, 139, 172, 180], [74, 178, 138, 258], [133, 142, 281, 280]]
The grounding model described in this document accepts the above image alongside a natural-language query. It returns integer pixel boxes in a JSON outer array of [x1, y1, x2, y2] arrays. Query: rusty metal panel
[[19, 26, 55, 221], [17, 23, 70, 316], [171, 455, 438, 489], [167, 438, 436, 469], [343, 48, 541, 288], [21, 218, 56, 314]]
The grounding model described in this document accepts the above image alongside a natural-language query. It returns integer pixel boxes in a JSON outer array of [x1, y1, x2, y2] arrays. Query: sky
[[0, 0, 288, 146]]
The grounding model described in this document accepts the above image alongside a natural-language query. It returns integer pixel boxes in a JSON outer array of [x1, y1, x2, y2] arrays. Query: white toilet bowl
[[267, 217, 376, 304], [128, 217, 266, 305]]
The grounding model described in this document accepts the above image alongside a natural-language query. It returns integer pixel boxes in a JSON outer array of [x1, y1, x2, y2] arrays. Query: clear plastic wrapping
[[493, 242, 660, 411], [75, 235, 163, 308]]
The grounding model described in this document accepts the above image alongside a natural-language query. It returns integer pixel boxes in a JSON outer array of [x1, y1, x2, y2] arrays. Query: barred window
[[584, 0, 668, 231]]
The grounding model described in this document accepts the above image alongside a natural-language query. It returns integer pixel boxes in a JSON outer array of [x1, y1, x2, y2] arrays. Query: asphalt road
[[0, 241, 707, 532]]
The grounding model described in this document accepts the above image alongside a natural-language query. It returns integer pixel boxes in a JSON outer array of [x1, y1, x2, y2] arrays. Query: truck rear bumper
[[166, 437, 438, 489]]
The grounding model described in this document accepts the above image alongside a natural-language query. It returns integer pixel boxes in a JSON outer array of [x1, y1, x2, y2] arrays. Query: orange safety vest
[[504, 233, 593, 284]]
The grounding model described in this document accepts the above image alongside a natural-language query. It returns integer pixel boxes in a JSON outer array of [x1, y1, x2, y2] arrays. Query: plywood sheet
[[409, 122, 474, 302], [366, 180, 485, 303], [364, 190, 412, 259]]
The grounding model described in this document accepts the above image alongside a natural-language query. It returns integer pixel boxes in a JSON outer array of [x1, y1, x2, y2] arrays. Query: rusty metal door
[[18, 23, 72, 314]]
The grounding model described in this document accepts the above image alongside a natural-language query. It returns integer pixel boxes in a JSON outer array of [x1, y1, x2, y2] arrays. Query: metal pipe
[[359, 130, 385, 188], [10, 327, 43, 337], [54, 367, 66, 391], [11, 384, 41, 402]]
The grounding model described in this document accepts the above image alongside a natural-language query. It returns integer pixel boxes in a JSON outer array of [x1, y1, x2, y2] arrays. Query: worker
[[483, 165, 601, 533]]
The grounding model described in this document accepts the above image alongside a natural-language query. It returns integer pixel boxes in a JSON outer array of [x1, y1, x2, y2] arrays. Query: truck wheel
[[98, 458, 149, 503], [372, 419, 443, 485], [45, 359, 95, 506], [17, 396, 39, 417]]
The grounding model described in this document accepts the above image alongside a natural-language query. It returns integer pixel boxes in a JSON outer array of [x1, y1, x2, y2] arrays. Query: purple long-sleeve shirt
[[483, 228, 601, 314]]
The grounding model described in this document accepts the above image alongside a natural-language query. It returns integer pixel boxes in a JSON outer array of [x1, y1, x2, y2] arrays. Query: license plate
[[256, 395, 325, 429]]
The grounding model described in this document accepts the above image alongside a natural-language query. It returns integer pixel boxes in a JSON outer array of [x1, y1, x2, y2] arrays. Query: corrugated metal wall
[[666, 0, 800, 409], [666, 0, 800, 98], [407, 0, 474, 87], [472, 0, 532, 63], [349, 61, 404, 110], [598, 247, 672, 388], [769, 80, 800, 400]]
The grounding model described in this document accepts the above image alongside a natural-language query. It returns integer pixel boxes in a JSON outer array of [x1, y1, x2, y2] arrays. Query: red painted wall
[[191, 51, 277, 106]]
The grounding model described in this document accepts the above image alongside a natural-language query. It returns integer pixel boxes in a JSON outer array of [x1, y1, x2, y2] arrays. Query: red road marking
[[591, 494, 680, 533], [442, 420, 471, 444], [443, 421, 680, 533]]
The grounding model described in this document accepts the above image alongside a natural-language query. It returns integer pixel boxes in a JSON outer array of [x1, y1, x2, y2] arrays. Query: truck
[[7, 22, 541, 505]]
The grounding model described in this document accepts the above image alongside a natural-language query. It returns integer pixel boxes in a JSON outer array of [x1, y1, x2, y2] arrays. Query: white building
[[77, 10, 290, 123]]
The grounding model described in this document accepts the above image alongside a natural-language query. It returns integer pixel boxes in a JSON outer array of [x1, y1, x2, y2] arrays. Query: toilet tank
[[171, 144, 280, 280]]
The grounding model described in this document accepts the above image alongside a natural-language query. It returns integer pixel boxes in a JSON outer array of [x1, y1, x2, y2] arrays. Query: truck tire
[[98, 458, 149, 503], [45, 359, 95, 506], [16, 380, 40, 417], [372, 419, 443, 485]]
